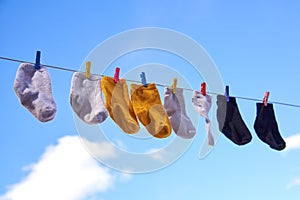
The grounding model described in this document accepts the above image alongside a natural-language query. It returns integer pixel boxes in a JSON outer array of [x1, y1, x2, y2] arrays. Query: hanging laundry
[[254, 103, 286, 151], [101, 76, 140, 134], [131, 83, 172, 138], [14, 63, 57, 122], [69, 72, 108, 124], [164, 87, 196, 139], [216, 95, 252, 145], [192, 91, 214, 145]]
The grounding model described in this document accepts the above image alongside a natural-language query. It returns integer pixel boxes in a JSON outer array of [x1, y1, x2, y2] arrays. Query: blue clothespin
[[140, 72, 148, 87], [35, 51, 41, 70], [225, 85, 230, 102]]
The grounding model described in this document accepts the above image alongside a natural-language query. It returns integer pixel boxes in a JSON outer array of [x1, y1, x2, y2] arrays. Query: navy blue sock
[[217, 95, 252, 145], [254, 103, 285, 151]]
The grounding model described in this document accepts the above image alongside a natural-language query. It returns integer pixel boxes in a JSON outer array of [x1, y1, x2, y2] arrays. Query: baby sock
[[217, 95, 252, 145], [164, 87, 196, 139], [14, 63, 57, 122], [69, 72, 108, 124], [254, 103, 285, 151], [192, 91, 214, 145], [131, 84, 172, 138], [101, 76, 140, 134]]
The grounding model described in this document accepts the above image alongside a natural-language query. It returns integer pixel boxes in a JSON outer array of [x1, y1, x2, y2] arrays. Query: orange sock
[[101, 76, 139, 134], [130, 83, 172, 138]]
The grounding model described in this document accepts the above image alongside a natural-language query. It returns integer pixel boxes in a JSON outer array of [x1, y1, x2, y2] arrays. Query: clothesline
[[1, 55, 300, 108]]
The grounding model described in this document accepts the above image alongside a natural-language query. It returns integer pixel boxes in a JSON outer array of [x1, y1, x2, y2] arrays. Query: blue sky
[[1, 0, 300, 199]]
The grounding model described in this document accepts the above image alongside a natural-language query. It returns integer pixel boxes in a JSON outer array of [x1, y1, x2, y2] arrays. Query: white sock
[[14, 63, 57, 122], [164, 87, 196, 139], [70, 72, 108, 124], [192, 91, 214, 146]]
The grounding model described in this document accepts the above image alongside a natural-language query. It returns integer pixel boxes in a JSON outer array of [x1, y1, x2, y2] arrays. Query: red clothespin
[[263, 91, 270, 106], [201, 82, 206, 96], [114, 67, 120, 83]]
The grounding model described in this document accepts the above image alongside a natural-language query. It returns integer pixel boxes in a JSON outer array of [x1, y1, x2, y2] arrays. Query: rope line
[[1, 56, 300, 108]]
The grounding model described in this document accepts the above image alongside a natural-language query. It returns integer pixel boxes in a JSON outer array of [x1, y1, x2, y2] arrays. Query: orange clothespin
[[172, 78, 177, 94], [114, 67, 120, 83], [201, 82, 206, 96], [263, 91, 270, 106], [85, 61, 91, 79]]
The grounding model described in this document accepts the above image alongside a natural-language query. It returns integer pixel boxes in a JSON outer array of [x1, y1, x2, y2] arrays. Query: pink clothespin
[[263, 91, 270, 106], [114, 67, 120, 83], [201, 82, 206, 96]]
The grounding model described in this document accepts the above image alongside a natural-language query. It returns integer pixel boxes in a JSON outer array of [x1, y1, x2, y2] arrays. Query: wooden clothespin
[[85, 61, 91, 79], [34, 51, 41, 70], [201, 82, 206, 96], [140, 72, 148, 87], [114, 67, 120, 83], [263, 91, 270, 106], [225, 85, 230, 102], [172, 78, 177, 94]]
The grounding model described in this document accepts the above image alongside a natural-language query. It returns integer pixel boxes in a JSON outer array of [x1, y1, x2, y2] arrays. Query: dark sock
[[254, 103, 285, 151], [217, 95, 252, 145]]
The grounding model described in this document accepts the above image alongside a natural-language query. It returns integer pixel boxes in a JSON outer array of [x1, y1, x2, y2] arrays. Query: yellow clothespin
[[85, 61, 91, 79], [172, 78, 177, 94]]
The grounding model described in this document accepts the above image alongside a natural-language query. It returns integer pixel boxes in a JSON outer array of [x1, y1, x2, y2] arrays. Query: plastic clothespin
[[263, 91, 270, 106], [140, 72, 148, 87], [34, 51, 41, 70], [225, 85, 230, 102], [114, 67, 120, 83], [85, 61, 91, 79], [201, 82, 206, 96], [172, 78, 177, 94]]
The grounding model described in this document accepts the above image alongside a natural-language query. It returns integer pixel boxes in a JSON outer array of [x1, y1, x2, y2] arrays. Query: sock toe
[[40, 106, 56, 122]]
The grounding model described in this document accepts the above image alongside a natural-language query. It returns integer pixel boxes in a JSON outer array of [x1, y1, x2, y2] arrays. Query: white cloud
[[0, 135, 115, 200], [80, 138, 116, 160], [146, 148, 173, 163], [287, 177, 300, 189], [284, 134, 300, 151]]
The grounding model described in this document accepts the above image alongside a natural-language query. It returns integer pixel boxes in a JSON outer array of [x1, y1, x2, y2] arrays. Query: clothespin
[[85, 61, 91, 79], [201, 82, 206, 96], [263, 91, 270, 106], [172, 78, 177, 94], [225, 85, 230, 102], [140, 72, 148, 87], [114, 67, 120, 83], [34, 51, 41, 70]]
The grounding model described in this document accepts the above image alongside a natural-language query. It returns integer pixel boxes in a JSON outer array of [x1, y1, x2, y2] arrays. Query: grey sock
[[192, 91, 214, 146], [164, 87, 196, 139], [14, 63, 57, 122], [70, 72, 108, 124]]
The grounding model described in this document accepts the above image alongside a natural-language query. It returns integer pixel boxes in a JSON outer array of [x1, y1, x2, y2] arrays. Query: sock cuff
[[72, 71, 100, 81], [130, 84, 161, 101], [192, 91, 212, 112], [217, 95, 237, 104], [101, 76, 128, 87], [164, 87, 184, 95], [256, 103, 274, 112], [130, 83, 157, 92]]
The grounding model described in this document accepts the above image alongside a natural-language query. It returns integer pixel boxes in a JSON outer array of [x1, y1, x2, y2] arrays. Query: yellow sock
[[130, 83, 172, 138], [101, 76, 140, 134]]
